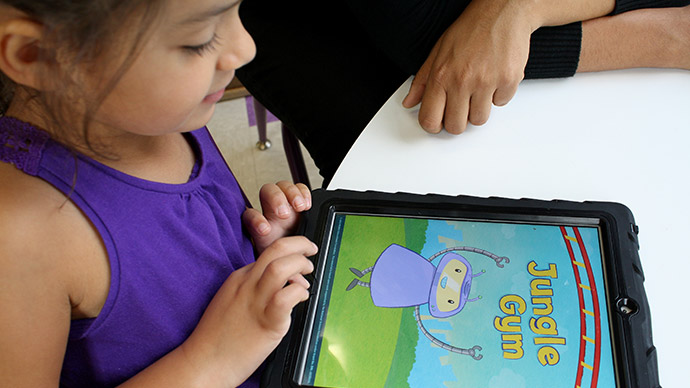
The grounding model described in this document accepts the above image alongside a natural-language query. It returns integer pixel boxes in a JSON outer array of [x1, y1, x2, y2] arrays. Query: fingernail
[[293, 196, 305, 209], [258, 222, 270, 234], [278, 205, 290, 217]]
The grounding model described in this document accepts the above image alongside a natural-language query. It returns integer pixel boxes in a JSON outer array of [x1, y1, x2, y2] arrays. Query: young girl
[[0, 0, 315, 387]]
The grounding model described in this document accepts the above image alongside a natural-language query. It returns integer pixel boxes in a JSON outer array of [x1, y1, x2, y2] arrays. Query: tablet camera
[[616, 297, 639, 316]]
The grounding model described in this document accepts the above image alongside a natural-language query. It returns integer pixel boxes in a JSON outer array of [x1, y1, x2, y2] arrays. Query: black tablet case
[[261, 189, 658, 388]]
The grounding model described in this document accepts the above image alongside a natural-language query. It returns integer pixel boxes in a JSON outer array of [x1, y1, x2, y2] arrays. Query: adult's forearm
[[524, 0, 690, 78], [578, 3, 690, 72], [526, 0, 615, 28]]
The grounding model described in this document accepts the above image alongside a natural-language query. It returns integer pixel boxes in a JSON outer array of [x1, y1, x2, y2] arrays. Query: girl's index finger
[[255, 236, 318, 268], [253, 252, 315, 308]]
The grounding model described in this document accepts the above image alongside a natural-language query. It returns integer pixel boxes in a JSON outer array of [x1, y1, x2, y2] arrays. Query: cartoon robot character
[[347, 244, 509, 360]]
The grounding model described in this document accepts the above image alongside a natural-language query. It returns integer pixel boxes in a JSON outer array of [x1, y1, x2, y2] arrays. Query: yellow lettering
[[530, 278, 553, 296], [494, 315, 522, 333], [534, 337, 566, 345], [499, 294, 526, 315], [531, 297, 554, 315], [537, 346, 560, 366], [529, 316, 558, 336], [501, 334, 524, 359], [527, 261, 558, 278]]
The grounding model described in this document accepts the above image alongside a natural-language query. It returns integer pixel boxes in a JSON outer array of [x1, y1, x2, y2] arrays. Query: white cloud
[[488, 368, 526, 388]]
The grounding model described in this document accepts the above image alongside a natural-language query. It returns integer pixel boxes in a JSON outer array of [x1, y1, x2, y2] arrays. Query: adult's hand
[[402, 0, 535, 134]]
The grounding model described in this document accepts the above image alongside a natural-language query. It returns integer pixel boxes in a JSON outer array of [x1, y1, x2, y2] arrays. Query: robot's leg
[[346, 279, 371, 291], [349, 266, 373, 278]]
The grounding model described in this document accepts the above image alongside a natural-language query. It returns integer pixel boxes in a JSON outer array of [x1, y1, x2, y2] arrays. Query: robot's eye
[[455, 268, 462, 273], [447, 299, 455, 304]]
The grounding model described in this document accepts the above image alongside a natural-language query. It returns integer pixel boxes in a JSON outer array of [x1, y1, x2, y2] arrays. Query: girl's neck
[[96, 132, 198, 184]]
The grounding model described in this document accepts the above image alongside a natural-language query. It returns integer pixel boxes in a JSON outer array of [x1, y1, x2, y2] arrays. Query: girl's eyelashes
[[182, 33, 220, 56]]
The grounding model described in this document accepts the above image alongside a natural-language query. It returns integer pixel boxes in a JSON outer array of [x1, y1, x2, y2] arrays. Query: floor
[[206, 96, 323, 209]]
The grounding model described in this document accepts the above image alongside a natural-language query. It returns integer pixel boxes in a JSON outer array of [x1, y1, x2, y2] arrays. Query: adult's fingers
[[403, 42, 438, 109], [402, 76, 426, 109], [442, 85, 471, 134], [403, 63, 433, 109], [492, 81, 519, 107], [417, 76, 448, 133], [468, 88, 494, 126]]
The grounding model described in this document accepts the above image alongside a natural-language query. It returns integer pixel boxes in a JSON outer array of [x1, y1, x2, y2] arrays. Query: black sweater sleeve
[[614, 0, 690, 13], [524, 22, 582, 79]]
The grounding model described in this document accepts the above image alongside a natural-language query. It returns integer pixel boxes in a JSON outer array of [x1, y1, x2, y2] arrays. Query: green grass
[[313, 216, 430, 388], [314, 215, 407, 388]]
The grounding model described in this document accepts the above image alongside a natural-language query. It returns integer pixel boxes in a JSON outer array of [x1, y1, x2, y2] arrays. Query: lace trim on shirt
[[0, 116, 50, 176]]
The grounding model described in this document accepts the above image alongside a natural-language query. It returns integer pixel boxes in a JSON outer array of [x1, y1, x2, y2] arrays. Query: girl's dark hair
[[0, 0, 164, 149], [0, 72, 11, 114]]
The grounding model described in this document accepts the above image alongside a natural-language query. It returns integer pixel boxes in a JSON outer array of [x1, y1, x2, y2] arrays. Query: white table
[[328, 69, 690, 386]]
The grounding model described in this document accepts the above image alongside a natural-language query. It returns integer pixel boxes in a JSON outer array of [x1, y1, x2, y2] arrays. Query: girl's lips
[[203, 89, 225, 104]]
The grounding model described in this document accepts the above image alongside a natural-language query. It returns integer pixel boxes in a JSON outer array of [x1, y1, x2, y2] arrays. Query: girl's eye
[[183, 33, 220, 56]]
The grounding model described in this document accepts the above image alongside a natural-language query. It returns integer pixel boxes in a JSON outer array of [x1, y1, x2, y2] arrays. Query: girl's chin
[[186, 104, 216, 131]]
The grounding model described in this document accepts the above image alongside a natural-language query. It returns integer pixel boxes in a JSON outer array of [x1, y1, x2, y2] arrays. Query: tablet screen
[[295, 212, 618, 388]]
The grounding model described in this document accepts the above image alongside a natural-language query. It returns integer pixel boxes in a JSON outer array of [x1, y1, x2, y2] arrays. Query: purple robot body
[[368, 244, 479, 318]]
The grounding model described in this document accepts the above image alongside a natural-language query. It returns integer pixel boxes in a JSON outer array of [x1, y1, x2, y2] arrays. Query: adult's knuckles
[[429, 64, 451, 87], [467, 69, 493, 89]]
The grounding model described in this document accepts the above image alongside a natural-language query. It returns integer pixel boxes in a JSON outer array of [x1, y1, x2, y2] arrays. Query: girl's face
[[93, 0, 255, 137]]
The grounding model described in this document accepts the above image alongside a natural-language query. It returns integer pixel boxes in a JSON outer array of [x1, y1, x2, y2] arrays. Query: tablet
[[261, 189, 658, 388]]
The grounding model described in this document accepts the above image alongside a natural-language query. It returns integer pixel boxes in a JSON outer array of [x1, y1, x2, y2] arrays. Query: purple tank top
[[0, 117, 259, 387]]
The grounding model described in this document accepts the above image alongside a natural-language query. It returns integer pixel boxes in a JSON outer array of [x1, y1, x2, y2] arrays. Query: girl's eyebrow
[[177, 0, 241, 26]]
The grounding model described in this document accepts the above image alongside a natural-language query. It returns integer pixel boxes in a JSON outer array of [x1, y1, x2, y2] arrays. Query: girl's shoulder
[[0, 161, 64, 240], [0, 161, 109, 318], [0, 162, 76, 385], [0, 161, 71, 241]]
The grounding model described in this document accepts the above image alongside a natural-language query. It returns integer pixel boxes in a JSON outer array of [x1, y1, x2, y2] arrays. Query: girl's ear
[[0, 17, 45, 90]]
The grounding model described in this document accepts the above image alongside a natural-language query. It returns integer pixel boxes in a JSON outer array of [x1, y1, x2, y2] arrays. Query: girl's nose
[[217, 17, 256, 71]]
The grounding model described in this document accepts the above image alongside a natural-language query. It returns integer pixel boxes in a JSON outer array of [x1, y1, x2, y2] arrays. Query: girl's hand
[[242, 181, 311, 254], [182, 236, 317, 387]]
